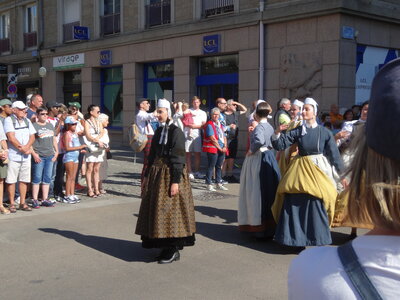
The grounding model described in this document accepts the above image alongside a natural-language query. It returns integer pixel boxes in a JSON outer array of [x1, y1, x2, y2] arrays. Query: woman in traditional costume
[[271, 98, 344, 249], [135, 98, 196, 264], [238, 102, 281, 238]]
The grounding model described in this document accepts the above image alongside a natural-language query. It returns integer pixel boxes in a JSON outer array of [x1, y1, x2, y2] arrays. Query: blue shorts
[[63, 151, 79, 163]]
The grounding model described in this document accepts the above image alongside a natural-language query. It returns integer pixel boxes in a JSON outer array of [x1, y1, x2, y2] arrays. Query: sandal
[[94, 190, 101, 197], [87, 190, 97, 198], [18, 205, 32, 212], [0, 205, 10, 215], [8, 206, 16, 213]]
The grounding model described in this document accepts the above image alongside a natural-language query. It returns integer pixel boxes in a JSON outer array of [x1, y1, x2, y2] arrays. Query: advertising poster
[[356, 45, 399, 104]]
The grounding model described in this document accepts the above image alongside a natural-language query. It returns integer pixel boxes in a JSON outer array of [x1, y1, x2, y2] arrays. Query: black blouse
[[145, 123, 186, 183]]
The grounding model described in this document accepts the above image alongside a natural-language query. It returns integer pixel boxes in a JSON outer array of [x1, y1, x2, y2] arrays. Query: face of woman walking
[[302, 104, 316, 121], [211, 111, 220, 123], [157, 108, 168, 123]]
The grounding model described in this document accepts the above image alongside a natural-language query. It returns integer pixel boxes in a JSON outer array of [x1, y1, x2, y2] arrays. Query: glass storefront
[[63, 70, 82, 105], [101, 67, 123, 127], [144, 61, 173, 108], [197, 54, 238, 111]]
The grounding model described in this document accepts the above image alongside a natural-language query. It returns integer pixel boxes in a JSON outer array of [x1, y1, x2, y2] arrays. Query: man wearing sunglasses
[[4, 101, 36, 212]]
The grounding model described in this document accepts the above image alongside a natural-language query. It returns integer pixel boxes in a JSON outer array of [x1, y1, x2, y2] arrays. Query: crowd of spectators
[[0, 95, 111, 215]]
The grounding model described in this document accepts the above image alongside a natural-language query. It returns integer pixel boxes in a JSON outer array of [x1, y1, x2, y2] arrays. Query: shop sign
[[17, 67, 32, 78], [100, 50, 112, 66], [203, 34, 220, 54], [73, 26, 90, 40], [53, 53, 85, 70]]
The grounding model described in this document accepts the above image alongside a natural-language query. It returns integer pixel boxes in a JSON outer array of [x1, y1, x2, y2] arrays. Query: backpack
[[128, 122, 148, 152], [10, 115, 29, 130]]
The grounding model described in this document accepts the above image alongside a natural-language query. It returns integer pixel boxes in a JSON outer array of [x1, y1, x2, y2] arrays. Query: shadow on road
[[39, 228, 156, 262], [195, 206, 236, 224], [196, 221, 307, 255]]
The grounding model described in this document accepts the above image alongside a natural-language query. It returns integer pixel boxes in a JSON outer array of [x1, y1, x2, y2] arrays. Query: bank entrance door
[[197, 54, 238, 111], [197, 78, 238, 111]]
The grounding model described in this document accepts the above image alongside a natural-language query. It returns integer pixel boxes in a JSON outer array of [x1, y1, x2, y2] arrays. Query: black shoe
[[158, 250, 180, 264], [155, 248, 170, 261]]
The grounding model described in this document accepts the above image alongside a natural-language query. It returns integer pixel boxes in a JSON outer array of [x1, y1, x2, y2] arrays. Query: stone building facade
[[1, 0, 400, 150]]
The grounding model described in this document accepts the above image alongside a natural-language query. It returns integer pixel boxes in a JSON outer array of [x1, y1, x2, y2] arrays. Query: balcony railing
[[100, 13, 120, 36], [63, 21, 80, 42], [0, 38, 10, 53], [145, 0, 171, 28], [24, 31, 37, 49], [202, 0, 234, 18]]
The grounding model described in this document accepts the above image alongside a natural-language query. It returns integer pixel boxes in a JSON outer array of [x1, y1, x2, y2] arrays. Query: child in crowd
[[181, 102, 195, 139], [62, 116, 86, 204]]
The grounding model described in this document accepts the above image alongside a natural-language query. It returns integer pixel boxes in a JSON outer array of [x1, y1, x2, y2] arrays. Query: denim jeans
[[32, 155, 55, 185], [54, 153, 65, 196], [206, 151, 225, 185], [49, 157, 57, 195]]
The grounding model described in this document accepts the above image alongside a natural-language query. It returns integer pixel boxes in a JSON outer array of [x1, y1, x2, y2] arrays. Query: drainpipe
[[258, 0, 265, 100], [38, 0, 44, 94]]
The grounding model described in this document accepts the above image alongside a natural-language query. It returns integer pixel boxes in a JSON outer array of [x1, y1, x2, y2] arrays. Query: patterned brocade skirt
[[135, 158, 196, 249]]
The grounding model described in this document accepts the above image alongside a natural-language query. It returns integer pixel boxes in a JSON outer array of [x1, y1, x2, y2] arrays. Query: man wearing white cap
[[4, 101, 36, 212]]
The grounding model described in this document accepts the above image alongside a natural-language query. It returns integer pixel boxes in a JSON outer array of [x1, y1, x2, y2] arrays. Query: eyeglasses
[[220, 102, 227, 105], [39, 113, 48, 116]]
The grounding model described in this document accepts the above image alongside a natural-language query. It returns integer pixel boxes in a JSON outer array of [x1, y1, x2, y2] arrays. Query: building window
[[100, 0, 120, 36], [144, 61, 174, 108], [0, 12, 10, 53], [202, 0, 234, 18], [101, 67, 123, 127], [24, 4, 37, 48], [145, 0, 171, 28], [63, 0, 80, 42]]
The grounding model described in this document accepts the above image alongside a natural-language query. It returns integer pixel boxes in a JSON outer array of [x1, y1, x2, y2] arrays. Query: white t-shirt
[[4, 115, 36, 161], [188, 108, 207, 138], [136, 110, 157, 135], [288, 235, 400, 299]]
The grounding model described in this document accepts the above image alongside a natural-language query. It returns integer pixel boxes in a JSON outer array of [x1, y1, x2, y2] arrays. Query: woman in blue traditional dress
[[271, 98, 344, 249], [238, 102, 281, 238]]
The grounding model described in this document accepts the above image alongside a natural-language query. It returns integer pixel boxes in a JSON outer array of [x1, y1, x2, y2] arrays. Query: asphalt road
[[0, 148, 363, 300]]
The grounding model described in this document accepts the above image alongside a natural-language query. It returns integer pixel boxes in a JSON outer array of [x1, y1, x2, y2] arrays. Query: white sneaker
[[207, 185, 216, 192], [71, 195, 81, 203], [217, 184, 228, 191], [189, 173, 195, 180]]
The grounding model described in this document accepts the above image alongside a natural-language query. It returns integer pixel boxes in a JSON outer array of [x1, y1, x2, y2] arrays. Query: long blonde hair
[[347, 125, 400, 230]]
